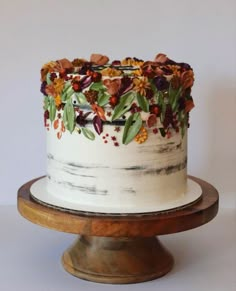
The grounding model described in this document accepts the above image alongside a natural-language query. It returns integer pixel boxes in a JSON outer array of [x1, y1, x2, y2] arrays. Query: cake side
[[46, 124, 187, 211]]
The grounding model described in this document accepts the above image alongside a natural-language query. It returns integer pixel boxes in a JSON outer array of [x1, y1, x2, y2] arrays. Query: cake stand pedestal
[[17, 176, 218, 284]]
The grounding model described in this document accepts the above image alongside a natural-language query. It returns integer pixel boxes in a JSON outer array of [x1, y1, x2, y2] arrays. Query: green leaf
[[49, 98, 56, 122], [160, 102, 166, 123], [63, 100, 75, 133], [61, 82, 73, 102], [169, 85, 182, 112], [75, 92, 88, 105], [43, 96, 50, 111], [122, 112, 142, 145], [46, 73, 52, 85], [111, 92, 135, 121], [97, 92, 110, 106], [81, 127, 95, 140], [159, 128, 166, 137], [137, 93, 149, 112], [90, 82, 106, 91]]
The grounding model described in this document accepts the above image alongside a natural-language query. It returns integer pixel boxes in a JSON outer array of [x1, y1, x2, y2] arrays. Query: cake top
[[41, 53, 195, 145]]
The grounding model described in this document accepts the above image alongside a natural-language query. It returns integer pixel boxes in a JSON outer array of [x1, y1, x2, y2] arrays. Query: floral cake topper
[[41, 53, 195, 145]]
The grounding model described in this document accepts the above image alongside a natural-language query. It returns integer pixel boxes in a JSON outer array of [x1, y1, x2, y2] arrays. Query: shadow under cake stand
[[17, 175, 218, 284]]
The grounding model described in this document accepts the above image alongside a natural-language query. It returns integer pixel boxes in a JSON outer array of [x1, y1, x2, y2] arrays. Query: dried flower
[[91, 104, 106, 121], [84, 90, 98, 104], [54, 95, 62, 107], [185, 99, 195, 113], [41, 61, 57, 82], [141, 61, 164, 78], [53, 78, 64, 95], [121, 57, 144, 67], [45, 84, 56, 97], [56, 58, 73, 73], [146, 114, 157, 128], [90, 54, 109, 65], [170, 75, 181, 89], [153, 76, 169, 91], [154, 53, 168, 63], [101, 67, 122, 77], [114, 126, 121, 132], [103, 78, 121, 95], [133, 77, 151, 96], [180, 70, 194, 89]]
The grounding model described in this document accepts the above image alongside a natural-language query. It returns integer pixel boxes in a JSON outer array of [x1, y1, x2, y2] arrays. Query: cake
[[31, 53, 201, 213]]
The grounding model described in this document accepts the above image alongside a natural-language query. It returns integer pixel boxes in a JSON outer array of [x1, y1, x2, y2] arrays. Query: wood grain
[[62, 236, 174, 284], [17, 176, 218, 283], [17, 176, 219, 237]]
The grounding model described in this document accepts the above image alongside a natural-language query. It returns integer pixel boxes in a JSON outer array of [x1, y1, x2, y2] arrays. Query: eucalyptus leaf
[[46, 73, 52, 85], [160, 102, 166, 123], [81, 127, 95, 140], [122, 112, 142, 145], [75, 92, 88, 105], [49, 98, 56, 122], [61, 82, 73, 102], [63, 100, 75, 133], [137, 93, 149, 112], [111, 92, 135, 121], [97, 92, 110, 106], [90, 82, 106, 91], [169, 86, 182, 112], [43, 96, 50, 110]]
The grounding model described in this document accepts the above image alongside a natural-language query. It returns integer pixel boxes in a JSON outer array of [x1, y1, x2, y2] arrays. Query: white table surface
[[0, 205, 235, 291]]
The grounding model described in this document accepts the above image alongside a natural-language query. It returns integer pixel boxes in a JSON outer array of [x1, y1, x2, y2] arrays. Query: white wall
[[0, 0, 235, 206]]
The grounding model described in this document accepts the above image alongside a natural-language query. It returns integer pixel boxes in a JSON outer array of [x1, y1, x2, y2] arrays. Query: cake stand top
[[17, 176, 218, 237]]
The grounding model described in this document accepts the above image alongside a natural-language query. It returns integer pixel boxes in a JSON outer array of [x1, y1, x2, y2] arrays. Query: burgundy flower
[[80, 76, 92, 90], [118, 76, 133, 96], [40, 81, 47, 95], [130, 103, 141, 113], [153, 76, 169, 90]]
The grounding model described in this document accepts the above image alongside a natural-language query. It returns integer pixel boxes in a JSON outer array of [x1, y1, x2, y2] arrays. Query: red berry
[[92, 72, 102, 82], [109, 96, 118, 107], [150, 105, 160, 116], [114, 142, 119, 147], [153, 128, 158, 134], [111, 136, 116, 141], [104, 140, 108, 143], [72, 82, 80, 92]]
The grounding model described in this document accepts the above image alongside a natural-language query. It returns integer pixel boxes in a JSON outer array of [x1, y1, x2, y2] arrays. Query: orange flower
[[53, 78, 65, 95], [121, 58, 144, 67], [54, 95, 62, 107], [101, 67, 122, 77], [45, 84, 56, 97], [133, 77, 151, 96], [91, 104, 106, 121], [103, 78, 121, 95]]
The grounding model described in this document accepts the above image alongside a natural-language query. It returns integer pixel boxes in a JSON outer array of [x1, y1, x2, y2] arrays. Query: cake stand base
[[17, 176, 218, 284], [62, 236, 173, 284]]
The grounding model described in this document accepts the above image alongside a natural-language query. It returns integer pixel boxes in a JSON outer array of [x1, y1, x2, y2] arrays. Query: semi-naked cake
[[31, 53, 202, 213]]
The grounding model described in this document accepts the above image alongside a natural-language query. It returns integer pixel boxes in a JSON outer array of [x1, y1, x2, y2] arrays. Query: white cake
[[31, 53, 201, 213]]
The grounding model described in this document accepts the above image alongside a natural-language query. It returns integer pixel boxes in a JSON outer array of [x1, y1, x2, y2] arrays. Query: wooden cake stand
[[17, 176, 218, 284]]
